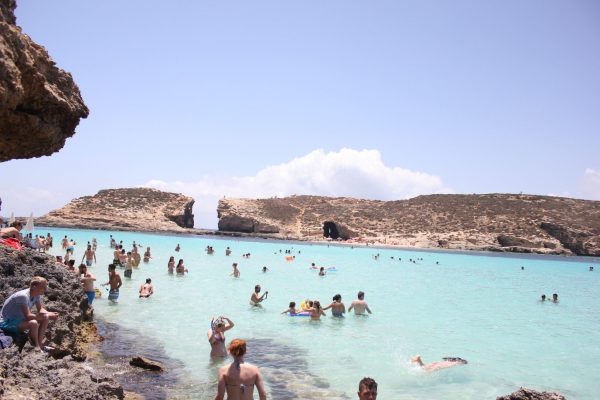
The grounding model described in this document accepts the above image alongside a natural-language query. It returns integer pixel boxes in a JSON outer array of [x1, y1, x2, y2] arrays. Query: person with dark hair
[[281, 301, 299, 315], [357, 377, 378, 399], [348, 291, 372, 315], [250, 285, 268, 306], [102, 264, 122, 303], [139, 278, 154, 298], [309, 300, 326, 320], [323, 294, 346, 317], [215, 338, 267, 400]]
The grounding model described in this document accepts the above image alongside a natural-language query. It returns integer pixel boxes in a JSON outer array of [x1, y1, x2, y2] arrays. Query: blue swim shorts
[[0, 317, 24, 334], [108, 290, 119, 302], [86, 290, 96, 305], [85, 259, 93, 267]]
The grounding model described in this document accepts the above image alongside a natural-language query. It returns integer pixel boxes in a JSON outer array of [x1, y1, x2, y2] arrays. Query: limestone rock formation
[[496, 387, 566, 400], [0, 245, 125, 399], [216, 194, 600, 256], [129, 356, 165, 372], [36, 188, 194, 232], [0, 0, 89, 162]]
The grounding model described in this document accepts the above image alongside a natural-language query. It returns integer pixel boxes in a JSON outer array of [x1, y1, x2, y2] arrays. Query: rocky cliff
[[0, 246, 124, 399], [0, 0, 89, 161], [37, 188, 194, 232], [217, 194, 600, 256]]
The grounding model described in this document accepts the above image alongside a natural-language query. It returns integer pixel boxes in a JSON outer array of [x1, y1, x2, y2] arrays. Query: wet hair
[[30, 276, 48, 288], [289, 301, 296, 308], [68, 260, 75, 267], [333, 294, 341, 302], [228, 339, 247, 358], [358, 291, 365, 300], [358, 377, 378, 392], [108, 264, 116, 270], [146, 278, 152, 283]]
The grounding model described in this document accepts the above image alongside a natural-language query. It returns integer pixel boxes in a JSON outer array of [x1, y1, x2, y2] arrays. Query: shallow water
[[42, 227, 600, 399]]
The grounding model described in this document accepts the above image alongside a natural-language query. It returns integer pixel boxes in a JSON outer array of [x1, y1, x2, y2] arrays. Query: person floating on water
[[348, 291, 372, 315], [281, 301, 299, 315], [323, 294, 346, 317], [215, 339, 267, 400], [139, 278, 154, 298], [411, 355, 468, 372], [357, 377, 378, 400], [208, 316, 235, 358], [250, 285, 268, 306]]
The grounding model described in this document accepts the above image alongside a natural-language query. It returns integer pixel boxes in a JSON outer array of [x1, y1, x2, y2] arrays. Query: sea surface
[[39, 227, 600, 399]]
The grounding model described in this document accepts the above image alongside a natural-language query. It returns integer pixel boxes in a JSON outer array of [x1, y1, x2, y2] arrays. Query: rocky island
[[217, 194, 600, 256], [36, 188, 195, 232]]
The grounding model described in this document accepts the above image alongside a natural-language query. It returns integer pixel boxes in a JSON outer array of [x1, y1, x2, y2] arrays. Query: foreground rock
[[129, 356, 165, 372], [217, 194, 600, 256], [0, 245, 124, 399], [36, 188, 194, 232], [497, 387, 566, 400], [0, 0, 89, 162]]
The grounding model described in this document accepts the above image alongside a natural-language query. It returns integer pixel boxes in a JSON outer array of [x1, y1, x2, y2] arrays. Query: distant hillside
[[217, 194, 600, 256], [37, 188, 194, 232]]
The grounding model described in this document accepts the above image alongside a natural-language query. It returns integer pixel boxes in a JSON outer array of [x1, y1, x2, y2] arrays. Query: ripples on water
[[91, 321, 350, 399]]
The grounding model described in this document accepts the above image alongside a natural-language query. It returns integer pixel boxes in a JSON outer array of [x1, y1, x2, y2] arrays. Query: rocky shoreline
[[0, 245, 126, 399]]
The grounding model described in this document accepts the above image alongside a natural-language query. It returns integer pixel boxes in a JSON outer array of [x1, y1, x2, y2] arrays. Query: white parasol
[[8, 212, 15, 225], [25, 212, 34, 232]]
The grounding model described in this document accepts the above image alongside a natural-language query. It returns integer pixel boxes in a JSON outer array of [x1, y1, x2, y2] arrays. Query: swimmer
[[552, 293, 559, 303], [322, 294, 346, 317], [139, 278, 154, 298], [250, 285, 268, 306], [176, 259, 188, 274], [167, 256, 175, 274], [143, 247, 151, 262], [215, 339, 267, 400], [231, 263, 240, 278], [208, 316, 235, 357], [81, 244, 96, 267], [261, 266, 268, 273], [540, 294, 546, 302], [590, 266, 594, 272], [411, 355, 467, 372], [225, 246, 232, 256], [319, 267, 326, 276], [175, 244, 180, 252], [281, 301, 299, 315], [309, 300, 326, 320], [348, 291, 372, 315]]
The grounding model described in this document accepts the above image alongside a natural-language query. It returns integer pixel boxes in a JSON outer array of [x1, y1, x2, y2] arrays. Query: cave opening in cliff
[[323, 221, 340, 239]]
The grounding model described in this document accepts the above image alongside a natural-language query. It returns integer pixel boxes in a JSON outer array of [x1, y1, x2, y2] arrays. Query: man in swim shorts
[[103, 264, 122, 302], [348, 291, 372, 315], [81, 244, 97, 267], [215, 338, 267, 400], [0, 276, 60, 353], [357, 377, 377, 400], [139, 278, 154, 298], [79, 264, 97, 309]]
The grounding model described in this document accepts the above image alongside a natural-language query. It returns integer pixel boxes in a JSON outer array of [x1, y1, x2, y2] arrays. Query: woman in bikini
[[176, 259, 188, 274], [167, 256, 175, 274], [208, 316, 235, 357], [215, 339, 267, 400]]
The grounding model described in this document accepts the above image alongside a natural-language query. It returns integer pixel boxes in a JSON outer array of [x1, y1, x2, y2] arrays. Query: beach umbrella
[[25, 212, 34, 232], [8, 212, 15, 225]]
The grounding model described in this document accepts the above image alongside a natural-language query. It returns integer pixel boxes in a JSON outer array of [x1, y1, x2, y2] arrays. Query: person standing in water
[[175, 244, 180, 252], [139, 278, 154, 298], [79, 264, 96, 310], [167, 256, 175, 274], [103, 264, 122, 302], [215, 339, 267, 400], [348, 291, 372, 315], [250, 285, 268, 306], [322, 294, 346, 317], [231, 263, 240, 278], [143, 247, 152, 263], [176, 259, 188, 274], [81, 244, 96, 267], [357, 377, 378, 400], [207, 316, 235, 357]]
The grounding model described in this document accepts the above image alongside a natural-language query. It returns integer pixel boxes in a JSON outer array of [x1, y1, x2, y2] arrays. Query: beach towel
[[0, 238, 22, 250]]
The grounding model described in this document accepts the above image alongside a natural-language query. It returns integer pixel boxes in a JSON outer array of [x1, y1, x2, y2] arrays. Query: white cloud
[[143, 148, 452, 228], [582, 168, 600, 199], [0, 187, 66, 220]]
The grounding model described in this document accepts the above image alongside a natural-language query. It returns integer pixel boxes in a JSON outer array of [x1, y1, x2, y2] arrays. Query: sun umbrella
[[8, 212, 15, 225]]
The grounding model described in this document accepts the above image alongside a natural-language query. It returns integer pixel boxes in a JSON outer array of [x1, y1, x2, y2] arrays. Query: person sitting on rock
[[0, 221, 23, 240], [0, 276, 59, 353]]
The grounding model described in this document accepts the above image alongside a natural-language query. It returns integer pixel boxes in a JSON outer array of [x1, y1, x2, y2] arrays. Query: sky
[[1, 0, 599, 228]]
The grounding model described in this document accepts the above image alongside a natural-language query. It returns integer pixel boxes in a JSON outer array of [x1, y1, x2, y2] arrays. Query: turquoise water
[[40, 227, 600, 399]]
